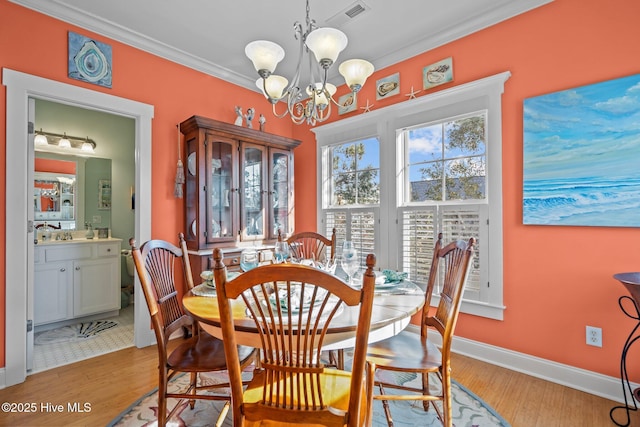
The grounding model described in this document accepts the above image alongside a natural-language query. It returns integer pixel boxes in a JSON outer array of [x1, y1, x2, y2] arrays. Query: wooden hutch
[[180, 115, 301, 277]]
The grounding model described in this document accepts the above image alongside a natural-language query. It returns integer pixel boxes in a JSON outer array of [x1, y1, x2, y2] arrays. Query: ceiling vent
[[325, 1, 370, 28]]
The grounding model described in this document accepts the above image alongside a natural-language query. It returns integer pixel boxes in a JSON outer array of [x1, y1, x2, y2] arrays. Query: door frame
[[2, 68, 154, 387]]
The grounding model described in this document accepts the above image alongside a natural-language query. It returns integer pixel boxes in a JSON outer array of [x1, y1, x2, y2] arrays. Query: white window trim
[[314, 71, 510, 320]]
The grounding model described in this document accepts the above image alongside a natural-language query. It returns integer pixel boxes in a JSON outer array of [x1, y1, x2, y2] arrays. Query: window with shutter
[[316, 72, 509, 320]]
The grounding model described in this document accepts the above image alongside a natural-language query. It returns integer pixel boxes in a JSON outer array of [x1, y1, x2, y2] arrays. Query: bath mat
[[35, 320, 119, 344]]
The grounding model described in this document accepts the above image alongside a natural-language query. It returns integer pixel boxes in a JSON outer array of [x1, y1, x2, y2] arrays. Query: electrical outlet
[[586, 326, 602, 347]]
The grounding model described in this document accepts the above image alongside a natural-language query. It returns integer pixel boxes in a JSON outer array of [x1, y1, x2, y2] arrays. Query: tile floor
[[31, 304, 135, 373]]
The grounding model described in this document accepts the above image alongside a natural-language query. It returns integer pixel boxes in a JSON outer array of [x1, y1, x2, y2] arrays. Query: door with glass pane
[[205, 135, 237, 245], [269, 148, 293, 239], [241, 142, 266, 241]]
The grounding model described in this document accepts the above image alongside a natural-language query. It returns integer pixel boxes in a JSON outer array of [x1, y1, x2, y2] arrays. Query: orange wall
[[2, 0, 640, 381]]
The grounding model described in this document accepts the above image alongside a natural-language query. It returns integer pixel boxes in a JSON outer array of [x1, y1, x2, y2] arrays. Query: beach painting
[[523, 73, 640, 227]]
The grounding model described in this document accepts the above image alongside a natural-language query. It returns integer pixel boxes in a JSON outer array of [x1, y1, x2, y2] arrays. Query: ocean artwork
[[523, 73, 640, 227]]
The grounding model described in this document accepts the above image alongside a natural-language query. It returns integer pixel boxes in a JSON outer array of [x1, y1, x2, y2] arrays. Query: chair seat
[[367, 329, 442, 372], [242, 368, 366, 426], [168, 331, 254, 372]]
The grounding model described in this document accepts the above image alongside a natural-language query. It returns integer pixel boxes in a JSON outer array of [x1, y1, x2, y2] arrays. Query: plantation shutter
[[324, 208, 377, 266], [400, 205, 484, 301]]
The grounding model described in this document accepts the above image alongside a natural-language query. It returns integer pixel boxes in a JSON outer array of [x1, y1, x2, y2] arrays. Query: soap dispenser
[[85, 223, 95, 239]]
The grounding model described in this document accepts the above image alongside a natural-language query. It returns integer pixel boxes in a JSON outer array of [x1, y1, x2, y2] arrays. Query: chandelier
[[245, 0, 374, 125]]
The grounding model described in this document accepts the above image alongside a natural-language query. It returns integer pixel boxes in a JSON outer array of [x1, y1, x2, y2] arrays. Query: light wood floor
[[0, 342, 634, 426]]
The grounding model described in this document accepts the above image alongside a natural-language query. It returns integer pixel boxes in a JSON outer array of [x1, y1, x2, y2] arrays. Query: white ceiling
[[12, 0, 551, 91]]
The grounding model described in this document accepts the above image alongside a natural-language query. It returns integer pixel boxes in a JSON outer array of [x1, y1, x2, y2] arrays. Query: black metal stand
[[610, 295, 640, 427]]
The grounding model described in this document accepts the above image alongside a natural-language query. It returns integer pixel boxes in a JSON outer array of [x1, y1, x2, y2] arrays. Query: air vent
[[325, 1, 370, 27], [345, 4, 366, 19]]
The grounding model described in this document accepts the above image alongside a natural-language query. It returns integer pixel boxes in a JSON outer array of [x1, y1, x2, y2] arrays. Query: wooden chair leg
[[189, 372, 197, 409], [422, 372, 430, 411], [158, 368, 168, 426]]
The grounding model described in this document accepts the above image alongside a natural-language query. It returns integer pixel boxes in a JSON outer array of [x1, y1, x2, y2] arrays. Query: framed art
[[98, 179, 111, 210], [68, 31, 112, 88], [338, 92, 357, 115], [423, 57, 453, 90], [523, 73, 640, 227], [376, 73, 400, 100]]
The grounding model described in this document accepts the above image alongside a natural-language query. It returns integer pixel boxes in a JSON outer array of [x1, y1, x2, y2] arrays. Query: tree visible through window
[[408, 114, 486, 203], [330, 138, 380, 206]]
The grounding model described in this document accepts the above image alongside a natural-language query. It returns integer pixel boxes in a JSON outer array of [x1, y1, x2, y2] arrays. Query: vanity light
[[81, 137, 95, 153], [34, 129, 49, 146], [33, 130, 97, 154], [58, 133, 71, 149]]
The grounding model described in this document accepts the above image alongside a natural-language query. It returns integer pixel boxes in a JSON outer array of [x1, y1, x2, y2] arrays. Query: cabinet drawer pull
[[75, 266, 81, 271], [231, 258, 239, 264], [60, 268, 66, 272]]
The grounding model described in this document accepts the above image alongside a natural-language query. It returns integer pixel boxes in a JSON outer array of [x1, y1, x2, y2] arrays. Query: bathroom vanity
[[33, 237, 122, 326]]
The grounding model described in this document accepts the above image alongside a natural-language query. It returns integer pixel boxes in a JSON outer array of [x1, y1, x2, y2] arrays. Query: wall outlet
[[586, 326, 602, 347]]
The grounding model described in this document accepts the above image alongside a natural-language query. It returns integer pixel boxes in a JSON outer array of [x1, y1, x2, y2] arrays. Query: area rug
[[34, 320, 119, 344], [109, 369, 510, 427]]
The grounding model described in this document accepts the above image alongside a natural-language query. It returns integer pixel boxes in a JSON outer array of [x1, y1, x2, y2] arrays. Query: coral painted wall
[[2, 0, 640, 384], [292, 0, 640, 381]]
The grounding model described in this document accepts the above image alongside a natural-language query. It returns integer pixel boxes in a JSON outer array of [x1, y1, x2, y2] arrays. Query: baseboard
[[0, 367, 5, 390], [406, 325, 638, 404]]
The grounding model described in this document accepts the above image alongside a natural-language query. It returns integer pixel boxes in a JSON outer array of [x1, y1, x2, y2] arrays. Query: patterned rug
[[108, 367, 510, 427], [34, 320, 119, 344]]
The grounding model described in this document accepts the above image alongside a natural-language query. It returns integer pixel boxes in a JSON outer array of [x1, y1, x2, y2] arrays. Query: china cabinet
[[180, 115, 300, 275]]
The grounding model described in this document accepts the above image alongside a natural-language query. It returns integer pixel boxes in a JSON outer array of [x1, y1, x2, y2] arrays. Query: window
[[324, 138, 380, 265], [399, 113, 486, 300], [314, 72, 509, 319]]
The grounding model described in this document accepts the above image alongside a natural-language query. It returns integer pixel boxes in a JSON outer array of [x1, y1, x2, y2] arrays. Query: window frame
[[314, 71, 510, 320]]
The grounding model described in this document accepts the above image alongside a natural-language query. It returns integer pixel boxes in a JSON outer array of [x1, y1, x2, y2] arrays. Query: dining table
[[183, 271, 426, 352]]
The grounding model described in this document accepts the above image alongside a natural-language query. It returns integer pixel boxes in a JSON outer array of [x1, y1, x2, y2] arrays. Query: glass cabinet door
[[241, 143, 266, 241], [206, 137, 236, 244], [269, 148, 292, 239]]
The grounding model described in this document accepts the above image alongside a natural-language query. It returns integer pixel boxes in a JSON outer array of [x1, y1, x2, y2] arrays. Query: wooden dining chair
[[213, 247, 376, 427], [279, 228, 337, 263], [130, 233, 256, 426], [366, 234, 475, 427], [279, 228, 341, 367]]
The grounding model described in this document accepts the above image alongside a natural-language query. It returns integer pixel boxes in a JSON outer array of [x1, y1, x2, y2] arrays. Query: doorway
[[30, 98, 136, 372], [3, 68, 154, 387]]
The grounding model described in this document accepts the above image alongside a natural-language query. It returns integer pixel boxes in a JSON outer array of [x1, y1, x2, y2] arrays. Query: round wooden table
[[183, 280, 425, 351]]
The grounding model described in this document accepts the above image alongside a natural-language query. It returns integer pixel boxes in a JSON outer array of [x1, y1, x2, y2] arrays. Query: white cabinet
[[34, 261, 72, 325], [33, 239, 121, 326], [73, 257, 119, 317]]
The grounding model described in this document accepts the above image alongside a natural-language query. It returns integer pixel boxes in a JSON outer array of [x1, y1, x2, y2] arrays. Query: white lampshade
[[257, 75, 289, 100], [305, 27, 347, 66], [245, 40, 285, 74], [339, 59, 374, 92], [81, 138, 95, 153], [34, 132, 48, 146], [306, 83, 337, 106], [58, 133, 71, 149]]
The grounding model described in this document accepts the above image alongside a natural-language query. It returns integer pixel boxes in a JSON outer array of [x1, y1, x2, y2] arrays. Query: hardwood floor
[[0, 344, 633, 426]]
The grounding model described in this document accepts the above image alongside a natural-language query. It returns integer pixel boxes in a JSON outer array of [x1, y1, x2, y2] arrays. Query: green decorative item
[[382, 269, 408, 283]]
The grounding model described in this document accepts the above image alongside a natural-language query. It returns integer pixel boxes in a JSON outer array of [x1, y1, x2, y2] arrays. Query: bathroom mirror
[[34, 151, 112, 230]]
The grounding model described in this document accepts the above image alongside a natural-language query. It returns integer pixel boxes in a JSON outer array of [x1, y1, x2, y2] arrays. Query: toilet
[[121, 250, 135, 308]]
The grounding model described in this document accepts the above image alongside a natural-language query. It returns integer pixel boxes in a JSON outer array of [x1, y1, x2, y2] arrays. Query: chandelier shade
[[305, 28, 348, 67], [339, 59, 375, 92], [245, 41, 285, 77], [246, 0, 374, 125], [256, 76, 289, 100]]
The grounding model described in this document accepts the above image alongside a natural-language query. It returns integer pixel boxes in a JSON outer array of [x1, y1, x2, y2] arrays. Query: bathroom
[[31, 98, 137, 372]]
